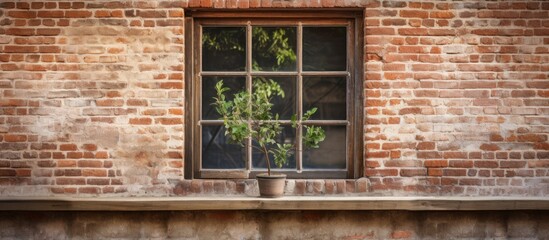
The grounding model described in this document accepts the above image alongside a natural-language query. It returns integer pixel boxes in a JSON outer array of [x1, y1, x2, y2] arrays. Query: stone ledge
[[1, 196, 548, 211]]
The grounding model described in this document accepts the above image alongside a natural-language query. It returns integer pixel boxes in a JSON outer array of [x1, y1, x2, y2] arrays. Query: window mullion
[[246, 21, 253, 172], [296, 22, 303, 173]]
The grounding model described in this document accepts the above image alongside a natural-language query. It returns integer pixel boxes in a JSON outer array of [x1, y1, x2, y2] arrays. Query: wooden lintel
[[1, 196, 548, 211]]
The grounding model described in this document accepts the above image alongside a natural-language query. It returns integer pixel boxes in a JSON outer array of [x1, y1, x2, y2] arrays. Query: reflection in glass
[[202, 27, 246, 71], [202, 76, 246, 120], [303, 27, 347, 71], [303, 77, 346, 120], [202, 125, 246, 169], [252, 27, 297, 71], [252, 125, 296, 169], [303, 125, 346, 169], [253, 77, 296, 120]]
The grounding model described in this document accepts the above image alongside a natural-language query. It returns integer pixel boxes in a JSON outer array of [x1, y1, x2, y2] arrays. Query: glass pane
[[303, 76, 346, 120], [253, 77, 296, 120], [252, 125, 296, 169], [202, 76, 246, 120], [252, 27, 297, 71], [303, 27, 347, 71], [202, 125, 246, 169], [202, 27, 246, 71], [303, 125, 346, 169]]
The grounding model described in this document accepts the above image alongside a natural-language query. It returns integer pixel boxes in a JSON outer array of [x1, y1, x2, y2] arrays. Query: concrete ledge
[[1, 196, 548, 211]]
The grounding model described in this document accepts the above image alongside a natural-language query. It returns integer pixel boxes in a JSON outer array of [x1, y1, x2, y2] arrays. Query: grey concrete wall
[[1, 211, 548, 239]]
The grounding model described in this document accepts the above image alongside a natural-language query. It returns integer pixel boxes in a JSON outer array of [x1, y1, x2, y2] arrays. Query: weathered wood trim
[[1, 197, 548, 211], [186, 10, 363, 19]]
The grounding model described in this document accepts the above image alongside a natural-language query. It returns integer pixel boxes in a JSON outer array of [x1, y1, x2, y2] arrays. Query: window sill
[[1, 196, 548, 211]]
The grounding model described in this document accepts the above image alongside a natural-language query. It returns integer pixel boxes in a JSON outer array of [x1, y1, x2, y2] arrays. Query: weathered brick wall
[[0, 0, 548, 197], [0, 0, 186, 196], [1, 210, 548, 239], [363, 0, 549, 196]]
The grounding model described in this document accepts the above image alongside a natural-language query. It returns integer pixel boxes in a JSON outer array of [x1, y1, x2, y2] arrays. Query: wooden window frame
[[184, 10, 364, 179]]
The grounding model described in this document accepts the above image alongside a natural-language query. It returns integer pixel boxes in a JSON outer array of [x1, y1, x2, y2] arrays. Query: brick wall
[[363, 0, 549, 196], [1, 210, 548, 239], [0, 0, 548, 197], [0, 0, 186, 196]]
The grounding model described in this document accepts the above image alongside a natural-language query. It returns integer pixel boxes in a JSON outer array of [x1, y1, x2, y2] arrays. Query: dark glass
[[202, 76, 246, 120], [253, 77, 296, 120], [303, 76, 346, 120], [252, 125, 296, 169], [303, 27, 347, 71], [303, 125, 346, 169], [202, 125, 246, 169], [252, 27, 297, 71], [202, 27, 246, 71]]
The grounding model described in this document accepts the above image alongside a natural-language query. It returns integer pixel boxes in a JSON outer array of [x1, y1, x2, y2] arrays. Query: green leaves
[[303, 125, 325, 149], [271, 143, 294, 168], [213, 79, 326, 173], [302, 108, 317, 121], [301, 108, 326, 148]]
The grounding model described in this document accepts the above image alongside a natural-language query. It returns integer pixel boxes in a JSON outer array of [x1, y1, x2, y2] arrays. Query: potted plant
[[213, 79, 326, 197]]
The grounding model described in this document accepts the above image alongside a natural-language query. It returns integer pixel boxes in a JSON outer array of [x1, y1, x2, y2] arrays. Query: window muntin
[[188, 15, 361, 179]]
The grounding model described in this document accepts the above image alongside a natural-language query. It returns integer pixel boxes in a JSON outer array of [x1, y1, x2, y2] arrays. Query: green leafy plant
[[214, 79, 326, 176]]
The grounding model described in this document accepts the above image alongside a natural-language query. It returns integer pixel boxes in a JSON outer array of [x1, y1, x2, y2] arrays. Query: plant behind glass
[[213, 79, 326, 176]]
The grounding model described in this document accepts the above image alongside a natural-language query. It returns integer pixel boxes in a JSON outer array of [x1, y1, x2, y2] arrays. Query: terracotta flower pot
[[256, 173, 286, 198]]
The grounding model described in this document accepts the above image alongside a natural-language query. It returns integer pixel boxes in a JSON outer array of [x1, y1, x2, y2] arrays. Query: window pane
[[253, 77, 296, 120], [303, 125, 346, 169], [202, 76, 246, 120], [252, 27, 297, 71], [303, 27, 347, 71], [303, 76, 346, 120], [202, 125, 246, 169], [252, 125, 296, 169], [202, 27, 246, 71]]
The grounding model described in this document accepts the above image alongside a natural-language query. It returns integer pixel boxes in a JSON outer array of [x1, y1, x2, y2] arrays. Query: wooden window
[[185, 11, 363, 179]]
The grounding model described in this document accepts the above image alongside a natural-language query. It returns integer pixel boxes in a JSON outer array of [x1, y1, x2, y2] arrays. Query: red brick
[[65, 11, 92, 18], [443, 152, 468, 159], [156, 118, 183, 125], [500, 161, 526, 168], [35, 29, 61, 36], [78, 160, 103, 168], [449, 160, 474, 168], [447, 169, 470, 178], [82, 144, 98, 151], [95, 152, 109, 159], [517, 134, 547, 142], [37, 11, 64, 18], [430, 11, 455, 19], [96, 99, 124, 107], [382, 143, 401, 150], [424, 160, 448, 168], [400, 169, 426, 177], [78, 187, 100, 194], [392, 230, 412, 239], [82, 169, 107, 177], [427, 168, 443, 176], [400, 10, 429, 18], [129, 118, 152, 125], [417, 142, 435, 150], [88, 178, 110, 185], [480, 144, 500, 151], [8, 11, 37, 18], [60, 144, 78, 151], [366, 28, 395, 35], [365, 169, 398, 177], [56, 178, 85, 185], [474, 161, 499, 168], [4, 134, 27, 142]]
